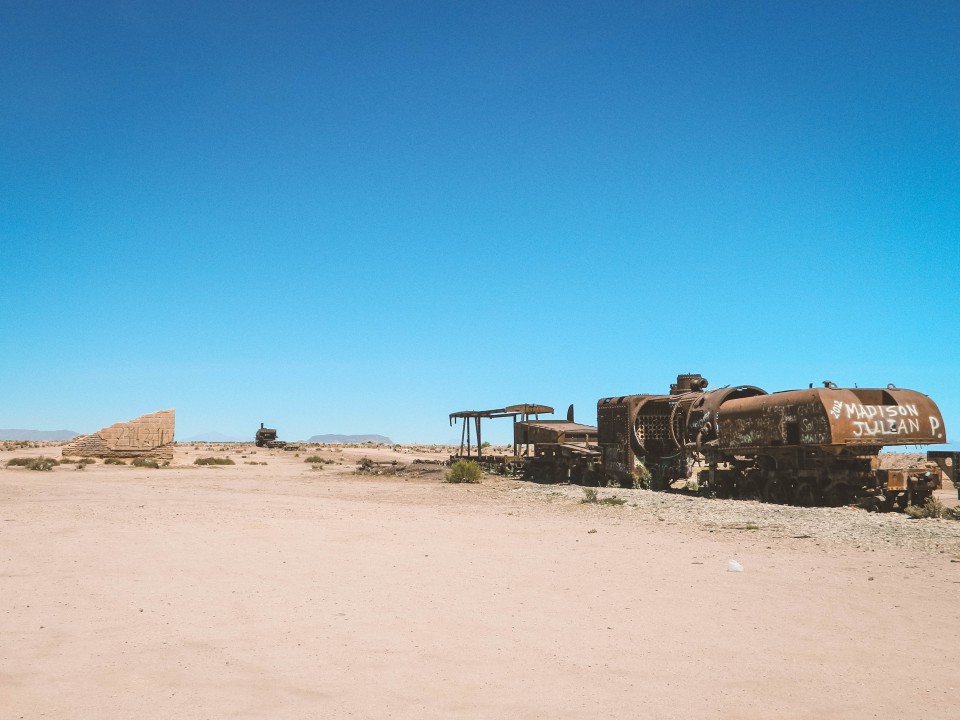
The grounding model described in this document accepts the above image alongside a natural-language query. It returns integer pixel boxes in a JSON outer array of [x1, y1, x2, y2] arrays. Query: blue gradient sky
[[1, 1, 958, 444]]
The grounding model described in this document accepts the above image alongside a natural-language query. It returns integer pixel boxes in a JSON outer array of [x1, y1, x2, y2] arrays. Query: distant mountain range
[[0, 429, 79, 441], [308, 434, 393, 444]]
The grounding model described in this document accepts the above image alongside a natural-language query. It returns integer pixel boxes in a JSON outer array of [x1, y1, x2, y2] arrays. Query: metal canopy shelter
[[449, 404, 554, 459]]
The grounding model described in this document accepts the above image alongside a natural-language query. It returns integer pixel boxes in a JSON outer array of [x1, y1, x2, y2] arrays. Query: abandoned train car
[[451, 374, 957, 510]]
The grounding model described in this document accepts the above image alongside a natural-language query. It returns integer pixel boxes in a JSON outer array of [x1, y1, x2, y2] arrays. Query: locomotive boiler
[[597, 374, 951, 508]]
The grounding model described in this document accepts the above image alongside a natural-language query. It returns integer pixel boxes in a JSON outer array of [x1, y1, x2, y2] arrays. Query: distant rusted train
[[255, 423, 286, 449], [450, 374, 957, 510]]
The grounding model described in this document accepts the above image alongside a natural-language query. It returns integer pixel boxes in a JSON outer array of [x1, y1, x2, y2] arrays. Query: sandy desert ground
[[2, 442, 959, 719]]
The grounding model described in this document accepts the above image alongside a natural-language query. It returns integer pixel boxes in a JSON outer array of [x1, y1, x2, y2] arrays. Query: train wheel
[[822, 486, 847, 507], [880, 493, 900, 512], [737, 475, 759, 500], [907, 490, 932, 509], [794, 482, 817, 507], [760, 479, 781, 504]]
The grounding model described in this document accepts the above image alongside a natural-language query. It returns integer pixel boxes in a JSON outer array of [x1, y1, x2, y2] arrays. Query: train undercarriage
[[696, 449, 944, 510]]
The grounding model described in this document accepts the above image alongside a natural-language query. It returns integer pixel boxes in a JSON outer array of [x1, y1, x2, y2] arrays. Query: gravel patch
[[510, 482, 960, 554]]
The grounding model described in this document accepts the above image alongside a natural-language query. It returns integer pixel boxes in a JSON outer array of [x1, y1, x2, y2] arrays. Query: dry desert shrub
[[2, 441, 38, 451], [194, 457, 235, 466], [6, 457, 58, 471], [905, 497, 944, 519], [61, 457, 95, 465], [445, 460, 482, 484], [581, 486, 627, 506], [131, 457, 160, 469]]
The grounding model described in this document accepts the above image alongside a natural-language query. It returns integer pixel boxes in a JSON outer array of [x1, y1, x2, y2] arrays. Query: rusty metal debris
[[450, 403, 553, 462], [927, 450, 960, 497], [450, 374, 953, 511], [514, 409, 599, 484]]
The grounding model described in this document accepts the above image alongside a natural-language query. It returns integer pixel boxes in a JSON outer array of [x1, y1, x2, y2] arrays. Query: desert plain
[[1, 442, 959, 720]]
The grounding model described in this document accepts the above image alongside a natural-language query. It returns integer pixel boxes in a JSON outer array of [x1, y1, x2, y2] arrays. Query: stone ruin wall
[[61, 409, 175, 461]]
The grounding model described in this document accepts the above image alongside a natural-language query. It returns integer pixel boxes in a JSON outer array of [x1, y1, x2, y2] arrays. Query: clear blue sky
[[1, 0, 958, 444]]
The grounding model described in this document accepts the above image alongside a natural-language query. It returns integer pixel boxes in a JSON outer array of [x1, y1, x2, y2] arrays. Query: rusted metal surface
[[594, 375, 950, 508], [596, 394, 652, 487], [514, 420, 597, 447], [513, 419, 600, 483], [718, 387, 946, 449], [594, 377, 767, 489], [927, 450, 960, 488], [671, 374, 709, 394], [683, 385, 767, 450], [448, 404, 554, 468], [255, 422, 287, 449], [877, 468, 909, 492]]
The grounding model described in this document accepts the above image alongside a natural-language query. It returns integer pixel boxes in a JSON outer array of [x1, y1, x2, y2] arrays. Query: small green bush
[[445, 460, 482, 484], [7, 457, 37, 466], [905, 497, 944, 519], [581, 489, 624, 505], [632, 463, 652, 490], [193, 457, 235, 466], [304, 455, 334, 464], [943, 505, 960, 521], [104, 458, 127, 465], [7, 457, 58, 470], [131, 458, 160, 469]]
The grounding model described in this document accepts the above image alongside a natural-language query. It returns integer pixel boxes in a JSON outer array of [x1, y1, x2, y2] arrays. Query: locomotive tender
[[456, 374, 955, 509]]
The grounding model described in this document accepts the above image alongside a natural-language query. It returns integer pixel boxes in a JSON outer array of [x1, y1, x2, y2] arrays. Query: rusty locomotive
[[450, 374, 956, 509], [254, 422, 287, 449], [596, 374, 953, 509]]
